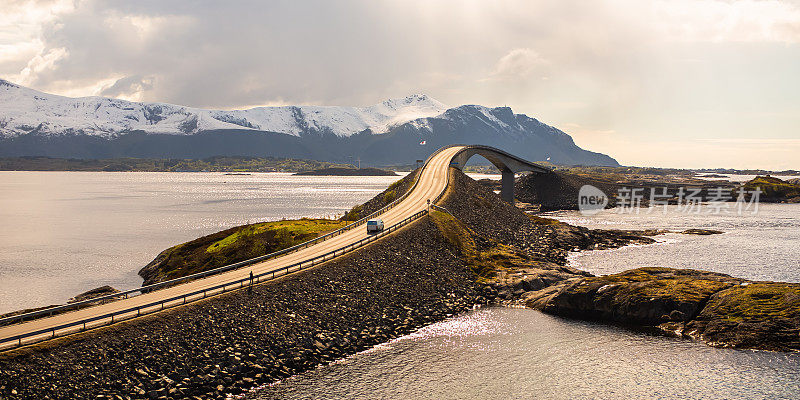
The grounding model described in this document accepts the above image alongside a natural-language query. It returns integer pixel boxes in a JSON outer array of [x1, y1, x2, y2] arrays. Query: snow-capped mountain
[[0, 79, 619, 166], [0, 79, 448, 138]]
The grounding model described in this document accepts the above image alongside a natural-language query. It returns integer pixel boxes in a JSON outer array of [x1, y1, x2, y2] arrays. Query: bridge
[[448, 145, 551, 203], [0, 145, 549, 351]]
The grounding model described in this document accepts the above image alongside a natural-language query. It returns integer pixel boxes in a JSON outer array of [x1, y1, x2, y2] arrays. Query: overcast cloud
[[1, 0, 799, 169]]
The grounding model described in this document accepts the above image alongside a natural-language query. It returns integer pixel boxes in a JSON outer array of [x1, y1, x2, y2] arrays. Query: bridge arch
[[447, 145, 551, 203]]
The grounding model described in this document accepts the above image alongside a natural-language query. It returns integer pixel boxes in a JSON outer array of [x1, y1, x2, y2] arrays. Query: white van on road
[[366, 219, 384, 233]]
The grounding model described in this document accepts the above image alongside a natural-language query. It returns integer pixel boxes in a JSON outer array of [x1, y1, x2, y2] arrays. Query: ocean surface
[[548, 204, 800, 283], [1, 172, 798, 398]]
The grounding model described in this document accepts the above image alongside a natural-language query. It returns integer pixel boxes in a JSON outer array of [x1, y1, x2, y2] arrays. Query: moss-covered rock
[[681, 229, 724, 235], [537, 267, 740, 325], [429, 208, 588, 299], [685, 282, 800, 350], [740, 175, 800, 203], [524, 266, 800, 351], [139, 218, 345, 285]]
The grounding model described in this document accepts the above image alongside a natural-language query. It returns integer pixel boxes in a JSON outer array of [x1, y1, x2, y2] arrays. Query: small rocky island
[[741, 175, 800, 203], [294, 167, 398, 176]]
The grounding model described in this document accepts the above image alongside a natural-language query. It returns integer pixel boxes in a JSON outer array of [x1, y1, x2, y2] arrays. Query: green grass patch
[[206, 218, 345, 254], [142, 218, 346, 284], [529, 215, 565, 226], [430, 210, 476, 258]]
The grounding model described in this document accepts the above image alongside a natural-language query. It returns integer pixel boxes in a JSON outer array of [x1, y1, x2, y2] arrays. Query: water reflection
[[252, 308, 800, 400]]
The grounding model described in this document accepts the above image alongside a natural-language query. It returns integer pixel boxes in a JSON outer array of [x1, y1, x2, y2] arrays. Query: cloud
[[0, 0, 74, 81], [651, 0, 800, 43], [0, 0, 799, 168], [99, 75, 154, 101], [17, 47, 68, 85], [487, 48, 548, 80], [4, 0, 800, 108]]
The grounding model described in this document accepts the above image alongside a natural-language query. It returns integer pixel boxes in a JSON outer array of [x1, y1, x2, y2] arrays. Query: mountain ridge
[[0, 79, 448, 138], [0, 79, 619, 166]]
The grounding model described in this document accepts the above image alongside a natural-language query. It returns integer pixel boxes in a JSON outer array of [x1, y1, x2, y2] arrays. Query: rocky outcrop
[[67, 286, 120, 304], [433, 170, 660, 305], [439, 170, 797, 351], [523, 267, 800, 351], [532, 267, 741, 325], [684, 282, 800, 350], [681, 229, 724, 235], [514, 170, 621, 211], [740, 176, 800, 203]]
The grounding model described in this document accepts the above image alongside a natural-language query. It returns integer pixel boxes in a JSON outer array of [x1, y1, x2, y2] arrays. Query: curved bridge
[[0, 145, 547, 350], [448, 145, 551, 202]]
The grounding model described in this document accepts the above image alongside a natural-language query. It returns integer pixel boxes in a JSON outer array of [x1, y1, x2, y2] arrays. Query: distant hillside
[[0, 156, 349, 172], [0, 79, 620, 166], [294, 167, 397, 176]]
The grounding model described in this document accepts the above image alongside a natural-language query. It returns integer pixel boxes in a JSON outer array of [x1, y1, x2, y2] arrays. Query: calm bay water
[[546, 204, 800, 283]]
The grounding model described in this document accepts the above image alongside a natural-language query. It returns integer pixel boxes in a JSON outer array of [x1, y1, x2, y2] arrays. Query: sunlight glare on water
[[251, 308, 800, 400]]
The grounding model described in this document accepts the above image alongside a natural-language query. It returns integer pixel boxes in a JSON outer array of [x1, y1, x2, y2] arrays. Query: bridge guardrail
[[0, 208, 430, 350], [0, 145, 455, 329]]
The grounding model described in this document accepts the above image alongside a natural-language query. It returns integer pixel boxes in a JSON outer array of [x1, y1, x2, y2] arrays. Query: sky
[[1, 0, 799, 169]]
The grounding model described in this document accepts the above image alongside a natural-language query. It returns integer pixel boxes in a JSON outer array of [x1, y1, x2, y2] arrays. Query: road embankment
[[0, 212, 485, 399]]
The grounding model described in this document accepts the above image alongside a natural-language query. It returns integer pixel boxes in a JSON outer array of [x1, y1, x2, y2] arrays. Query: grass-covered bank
[[139, 219, 346, 285]]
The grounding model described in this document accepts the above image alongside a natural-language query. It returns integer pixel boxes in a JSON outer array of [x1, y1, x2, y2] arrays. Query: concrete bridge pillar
[[501, 169, 515, 204], [445, 145, 550, 205]]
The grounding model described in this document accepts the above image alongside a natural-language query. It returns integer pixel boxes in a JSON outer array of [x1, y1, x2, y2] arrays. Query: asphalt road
[[0, 145, 465, 349]]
